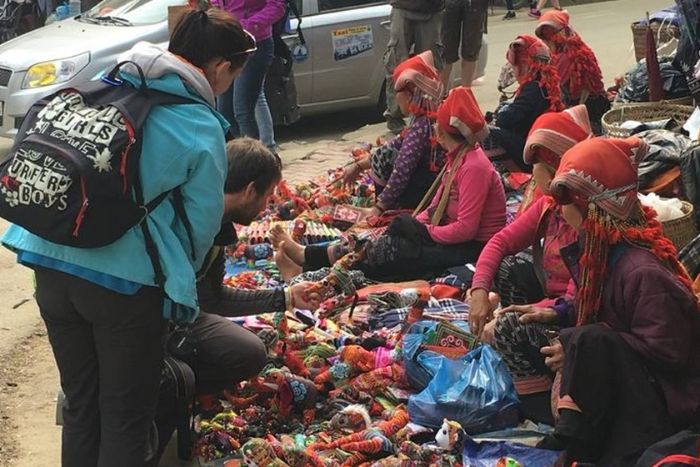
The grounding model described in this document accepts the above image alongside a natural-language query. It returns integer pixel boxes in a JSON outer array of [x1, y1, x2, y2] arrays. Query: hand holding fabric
[[541, 341, 564, 372], [342, 163, 362, 189], [501, 304, 558, 324], [468, 288, 492, 338], [291, 282, 322, 311]]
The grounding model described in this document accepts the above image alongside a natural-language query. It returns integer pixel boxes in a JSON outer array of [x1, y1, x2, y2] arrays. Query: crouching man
[[176, 138, 320, 400]]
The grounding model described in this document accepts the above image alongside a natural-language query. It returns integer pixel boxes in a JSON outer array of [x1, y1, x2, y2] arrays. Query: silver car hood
[[0, 19, 165, 71]]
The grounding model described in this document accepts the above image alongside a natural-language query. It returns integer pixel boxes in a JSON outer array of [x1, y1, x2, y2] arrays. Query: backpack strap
[[172, 188, 196, 262], [287, 0, 306, 45]]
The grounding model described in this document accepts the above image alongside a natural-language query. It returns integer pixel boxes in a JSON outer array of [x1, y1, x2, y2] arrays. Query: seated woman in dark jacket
[[536, 136, 700, 465], [341, 51, 445, 216], [484, 34, 564, 172], [535, 10, 610, 134]]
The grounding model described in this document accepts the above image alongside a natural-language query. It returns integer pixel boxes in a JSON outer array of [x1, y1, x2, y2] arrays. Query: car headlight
[[22, 52, 90, 89]]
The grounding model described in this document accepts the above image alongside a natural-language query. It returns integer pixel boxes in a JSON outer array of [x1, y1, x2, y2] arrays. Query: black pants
[[559, 324, 674, 465], [486, 127, 529, 173], [305, 236, 484, 282], [35, 267, 165, 467], [179, 312, 267, 394]]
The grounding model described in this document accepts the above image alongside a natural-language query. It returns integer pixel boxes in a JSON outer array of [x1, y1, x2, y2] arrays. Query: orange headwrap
[[435, 87, 488, 145], [506, 34, 563, 112], [536, 10, 605, 99], [550, 137, 693, 325], [523, 105, 592, 167]]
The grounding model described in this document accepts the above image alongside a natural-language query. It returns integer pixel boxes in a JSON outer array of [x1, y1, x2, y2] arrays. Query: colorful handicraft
[[329, 404, 372, 433], [309, 406, 410, 467], [304, 234, 370, 304], [240, 437, 291, 467], [263, 368, 318, 424]]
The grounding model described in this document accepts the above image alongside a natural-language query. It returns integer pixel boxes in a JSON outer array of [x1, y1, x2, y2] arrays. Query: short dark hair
[[225, 138, 282, 195], [169, 7, 254, 70]]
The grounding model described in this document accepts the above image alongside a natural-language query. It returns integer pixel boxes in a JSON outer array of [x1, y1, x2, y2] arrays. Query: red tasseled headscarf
[[506, 34, 564, 112], [536, 10, 605, 100], [392, 51, 444, 117], [550, 137, 695, 325]]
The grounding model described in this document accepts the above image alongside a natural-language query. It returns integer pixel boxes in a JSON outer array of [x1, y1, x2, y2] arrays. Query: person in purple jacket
[[537, 136, 700, 465], [341, 51, 445, 217], [212, 0, 286, 147]]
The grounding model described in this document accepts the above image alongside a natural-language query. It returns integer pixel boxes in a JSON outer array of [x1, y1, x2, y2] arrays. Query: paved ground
[[0, 0, 673, 464]]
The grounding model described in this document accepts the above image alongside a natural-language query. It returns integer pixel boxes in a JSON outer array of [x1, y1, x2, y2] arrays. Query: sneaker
[[528, 8, 542, 18], [502, 10, 516, 20]]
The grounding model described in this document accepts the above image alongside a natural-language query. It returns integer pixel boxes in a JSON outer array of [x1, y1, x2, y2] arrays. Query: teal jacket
[[2, 44, 229, 322]]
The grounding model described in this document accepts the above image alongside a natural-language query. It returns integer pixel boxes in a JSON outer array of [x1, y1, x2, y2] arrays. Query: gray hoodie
[[117, 41, 216, 107]]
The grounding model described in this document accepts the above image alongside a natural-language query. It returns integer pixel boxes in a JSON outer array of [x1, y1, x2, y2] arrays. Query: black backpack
[[0, 61, 195, 287], [265, 0, 304, 126]]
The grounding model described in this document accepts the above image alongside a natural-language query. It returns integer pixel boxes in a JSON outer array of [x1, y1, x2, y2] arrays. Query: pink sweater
[[416, 146, 506, 245], [471, 196, 578, 307]]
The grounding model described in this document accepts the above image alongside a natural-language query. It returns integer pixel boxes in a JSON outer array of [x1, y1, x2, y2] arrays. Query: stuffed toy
[[340, 345, 398, 374], [195, 411, 246, 462], [344, 363, 408, 396], [240, 438, 291, 467], [329, 404, 372, 433], [315, 361, 353, 391], [263, 368, 318, 424], [434, 419, 465, 454], [309, 406, 409, 467]]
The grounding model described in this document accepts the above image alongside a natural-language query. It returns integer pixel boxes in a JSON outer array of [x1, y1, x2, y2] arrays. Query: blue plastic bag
[[402, 320, 470, 390], [408, 345, 519, 434], [462, 437, 561, 467]]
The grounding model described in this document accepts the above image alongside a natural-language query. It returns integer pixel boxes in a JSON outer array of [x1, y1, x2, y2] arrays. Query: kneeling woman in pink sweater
[[275, 88, 506, 282]]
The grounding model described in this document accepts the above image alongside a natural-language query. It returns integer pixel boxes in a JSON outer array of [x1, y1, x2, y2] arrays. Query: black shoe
[[502, 10, 516, 19]]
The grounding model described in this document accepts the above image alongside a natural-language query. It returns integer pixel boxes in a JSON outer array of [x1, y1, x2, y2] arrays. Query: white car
[[0, 0, 486, 138]]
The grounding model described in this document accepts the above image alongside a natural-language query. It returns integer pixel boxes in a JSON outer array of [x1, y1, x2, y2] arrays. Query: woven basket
[[601, 103, 694, 138], [632, 21, 680, 62], [612, 95, 694, 108], [662, 201, 697, 251]]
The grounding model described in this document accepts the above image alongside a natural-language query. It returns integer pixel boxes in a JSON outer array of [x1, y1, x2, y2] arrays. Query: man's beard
[[228, 205, 259, 226]]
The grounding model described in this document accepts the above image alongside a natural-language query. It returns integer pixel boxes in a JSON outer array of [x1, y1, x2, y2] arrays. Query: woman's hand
[[342, 162, 362, 188], [480, 317, 498, 345], [290, 282, 322, 311], [357, 206, 382, 221], [541, 340, 565, 372], [468, 288, 492, 338], [501, 304, 558, 324]]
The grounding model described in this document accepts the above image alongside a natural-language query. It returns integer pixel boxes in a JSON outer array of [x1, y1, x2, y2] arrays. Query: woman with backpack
[[212, 0, 286, 148], [1, 8, 254, 467]]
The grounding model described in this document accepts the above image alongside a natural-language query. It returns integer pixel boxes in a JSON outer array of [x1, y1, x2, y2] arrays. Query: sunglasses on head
[[227, 29, 258, 59]]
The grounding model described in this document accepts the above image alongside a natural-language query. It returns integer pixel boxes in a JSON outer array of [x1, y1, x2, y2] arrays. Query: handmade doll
[[240, 438, 291, 467], [263, 368, 318, 424]]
